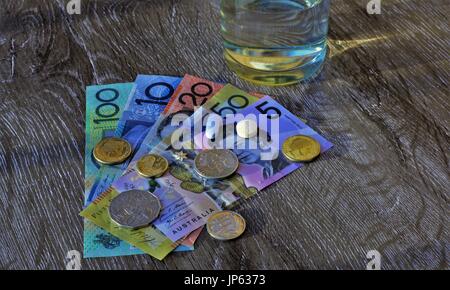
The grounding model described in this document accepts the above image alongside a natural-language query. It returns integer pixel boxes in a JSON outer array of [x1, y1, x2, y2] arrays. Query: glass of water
[[221, 0, 331, 86]]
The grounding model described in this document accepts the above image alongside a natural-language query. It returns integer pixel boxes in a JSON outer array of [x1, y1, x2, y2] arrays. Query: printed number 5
[[256, 101, 281, 119]]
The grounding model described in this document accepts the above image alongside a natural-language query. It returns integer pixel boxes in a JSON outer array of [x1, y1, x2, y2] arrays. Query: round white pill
[[236, 119, 258, 139]]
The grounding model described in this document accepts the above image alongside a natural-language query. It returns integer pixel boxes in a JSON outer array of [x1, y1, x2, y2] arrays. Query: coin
[[236, 119, 258, 139], [282, 135, 321, 162], [180, 181, 205, 193], [136, 154, 169, 178], [93, 137, 132, 165], [108, 189, 161, 229], [170, 165, 192, 182], [194, 149, 239, 179], [206, 211, 246, 241]]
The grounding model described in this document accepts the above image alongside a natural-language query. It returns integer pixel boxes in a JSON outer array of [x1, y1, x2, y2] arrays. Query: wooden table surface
[[0, 0, 448, 270]]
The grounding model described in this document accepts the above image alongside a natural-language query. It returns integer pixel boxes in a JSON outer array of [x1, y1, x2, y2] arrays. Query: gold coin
[[282, 135, 321, 162], [136, 154, 169, 178], [206, 211, 246, 241], [93, 137, 132, 165]]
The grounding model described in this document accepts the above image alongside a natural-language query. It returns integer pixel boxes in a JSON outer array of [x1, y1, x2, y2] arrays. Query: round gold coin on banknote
[[207, 211, 246, 241], [136, 154, 169, 178], [282, 135, 321, 162], [194, 149, 239, 180], [93, 137, 132, 165]]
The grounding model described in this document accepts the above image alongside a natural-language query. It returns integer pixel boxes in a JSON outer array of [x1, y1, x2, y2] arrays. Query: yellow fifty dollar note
[[80, 186, 179, 260]]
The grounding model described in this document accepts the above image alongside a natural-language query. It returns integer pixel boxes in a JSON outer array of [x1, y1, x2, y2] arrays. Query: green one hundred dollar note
[[85, 83, 132, 197], [84, 81, 191, 258], [85, 83, 147, 258]]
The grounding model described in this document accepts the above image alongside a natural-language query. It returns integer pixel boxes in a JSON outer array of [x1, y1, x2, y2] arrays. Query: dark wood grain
[[0, 0, 448, 270]]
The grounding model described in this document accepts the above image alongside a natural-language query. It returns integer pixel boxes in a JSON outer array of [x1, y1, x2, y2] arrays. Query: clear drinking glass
[[220, 0, 331, 86]]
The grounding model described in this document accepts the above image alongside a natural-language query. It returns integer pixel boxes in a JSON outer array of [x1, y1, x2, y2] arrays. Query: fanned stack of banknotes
[[82, 74, 333, 260]]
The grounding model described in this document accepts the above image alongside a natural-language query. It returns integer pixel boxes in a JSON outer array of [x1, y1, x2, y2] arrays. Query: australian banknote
[[195, 95, 334, 195], [156, 88, 333, 207], [85, 83, 132, 200], [84, 83, 147, 258]]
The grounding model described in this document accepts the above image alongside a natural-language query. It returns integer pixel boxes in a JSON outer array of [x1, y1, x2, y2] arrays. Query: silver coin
[[194, 149, 239, 180], [108, 189, 161, 229]]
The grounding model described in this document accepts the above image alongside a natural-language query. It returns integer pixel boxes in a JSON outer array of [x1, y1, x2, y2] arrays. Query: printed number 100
[[93, 88, 121, 124]]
